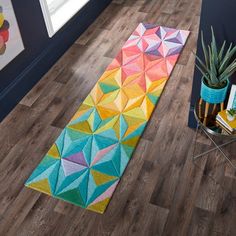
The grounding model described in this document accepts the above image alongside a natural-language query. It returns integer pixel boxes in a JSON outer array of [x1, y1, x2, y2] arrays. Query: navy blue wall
[[188, 0, 236, 127], [0, 0, 112, 121]]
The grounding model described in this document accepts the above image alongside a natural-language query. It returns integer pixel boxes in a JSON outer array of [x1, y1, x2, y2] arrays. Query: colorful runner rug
[[25, 23, 189, 213]]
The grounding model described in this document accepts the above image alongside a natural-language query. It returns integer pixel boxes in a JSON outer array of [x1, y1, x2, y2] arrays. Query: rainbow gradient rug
[[25, 23, 189, 213]]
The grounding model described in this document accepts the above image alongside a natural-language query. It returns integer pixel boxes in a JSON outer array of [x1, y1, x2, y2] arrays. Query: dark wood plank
[[187, 207, 215, 236]]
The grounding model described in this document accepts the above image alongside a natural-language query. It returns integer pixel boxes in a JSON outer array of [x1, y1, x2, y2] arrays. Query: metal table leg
[[192, 123, 236, 170], [201, 128, 236, 169]]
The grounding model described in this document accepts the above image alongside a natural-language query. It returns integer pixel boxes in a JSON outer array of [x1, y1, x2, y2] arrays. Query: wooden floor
[[1, 0, 236, 235]]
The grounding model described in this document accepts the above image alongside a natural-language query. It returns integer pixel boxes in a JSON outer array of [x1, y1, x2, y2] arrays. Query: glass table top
[[194, 99, 236, 137]]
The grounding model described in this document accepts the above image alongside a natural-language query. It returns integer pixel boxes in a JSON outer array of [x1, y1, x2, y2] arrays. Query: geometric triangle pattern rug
[[25, 23, 190, 214]]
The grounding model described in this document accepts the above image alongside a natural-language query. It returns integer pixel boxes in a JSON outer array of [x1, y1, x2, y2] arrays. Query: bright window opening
[[39, 0, 90, 37]]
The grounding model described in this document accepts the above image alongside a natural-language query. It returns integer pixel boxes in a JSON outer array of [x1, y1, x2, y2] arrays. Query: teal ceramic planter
[[200, 79, 229, 104]]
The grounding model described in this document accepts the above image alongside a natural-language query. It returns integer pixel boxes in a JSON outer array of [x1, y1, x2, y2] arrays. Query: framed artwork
[[227, 84, 236, 110], [0, 1, 24, 71], [39, 0, 90, 37]]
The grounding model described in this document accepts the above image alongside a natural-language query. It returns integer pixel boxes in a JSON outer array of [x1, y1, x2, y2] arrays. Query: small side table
[[193, 99, 236, 169]]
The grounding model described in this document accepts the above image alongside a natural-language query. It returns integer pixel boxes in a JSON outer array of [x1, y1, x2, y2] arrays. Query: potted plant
[[226, 108, 236, 121], [195, 27, 236, 104]]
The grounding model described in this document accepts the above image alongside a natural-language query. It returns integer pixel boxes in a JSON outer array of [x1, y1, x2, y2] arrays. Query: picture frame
[[227, 84, 236, 110], [0, 1, 24, 70]]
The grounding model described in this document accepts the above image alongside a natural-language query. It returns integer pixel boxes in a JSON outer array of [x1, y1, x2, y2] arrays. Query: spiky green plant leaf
[[201, 31, 209, 68], [195, 27, 236, 88], [218, 41, 226, 61], [219, 44, 236, 73], [211, 26, 218, 67]]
